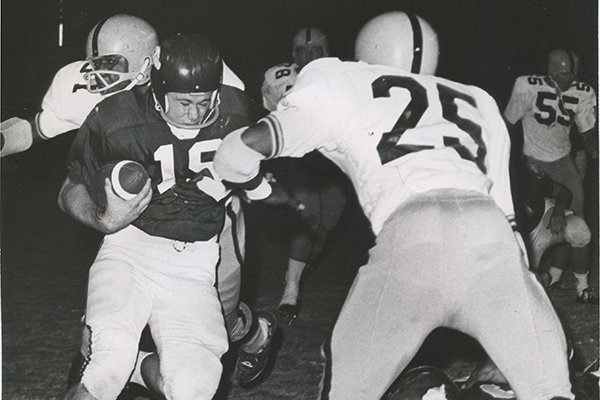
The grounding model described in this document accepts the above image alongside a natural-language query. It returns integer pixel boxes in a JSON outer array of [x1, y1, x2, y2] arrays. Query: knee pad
[[565, 213, 591, 248], [162, 350, 223, 400], [80, 326, 139, 400]]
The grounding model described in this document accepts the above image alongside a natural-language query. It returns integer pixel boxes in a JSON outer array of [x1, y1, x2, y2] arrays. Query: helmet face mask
[[354, 11, 439, 75], [84, 14, 158, 94], [292, 27, 329, 70], [85, 54, 133, 94]]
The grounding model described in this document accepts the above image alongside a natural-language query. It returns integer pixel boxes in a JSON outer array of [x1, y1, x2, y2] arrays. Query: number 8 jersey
[[262, 58, 514, 234], [504, 75, 597, 162]]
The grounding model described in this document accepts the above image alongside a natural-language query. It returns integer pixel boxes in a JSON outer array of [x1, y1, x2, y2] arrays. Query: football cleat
[[576, 287, 599, 305], [235, 311, 278, 387], [382, 366, 464, 400]]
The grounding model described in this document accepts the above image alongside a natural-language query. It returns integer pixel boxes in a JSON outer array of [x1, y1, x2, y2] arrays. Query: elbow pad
[[1, 117, 34, 157], [215, 128, 265, 183]]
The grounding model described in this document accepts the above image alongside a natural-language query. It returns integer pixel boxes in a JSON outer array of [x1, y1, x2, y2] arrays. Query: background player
[[261, 26, 348, 321], [0, 14, 245, 158], [515, 156, 592, 300], [214, 11, 575, 399], [504, 48, 598, 303]]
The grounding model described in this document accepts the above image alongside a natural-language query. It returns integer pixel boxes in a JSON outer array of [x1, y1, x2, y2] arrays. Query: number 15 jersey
[[263, 58, 514, 234]]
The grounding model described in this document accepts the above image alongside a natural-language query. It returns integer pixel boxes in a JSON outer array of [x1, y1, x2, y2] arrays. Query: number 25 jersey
[[264, 58, 514, 234], [504, 75, 597, 162]]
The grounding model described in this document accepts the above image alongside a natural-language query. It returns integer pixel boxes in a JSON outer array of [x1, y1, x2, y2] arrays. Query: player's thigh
[[85, 243, 152, 330], [150, 281, 228, 399]]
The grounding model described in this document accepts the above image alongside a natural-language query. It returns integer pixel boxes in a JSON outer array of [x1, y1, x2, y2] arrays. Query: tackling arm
[[0, 115, 45, 157]]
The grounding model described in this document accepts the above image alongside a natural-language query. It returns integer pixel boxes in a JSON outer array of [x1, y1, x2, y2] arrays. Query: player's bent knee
[[80, 328, 139, 400], [163, 353, 223, 400], [63, 382, 102, 400], [565, 214, 591, 248]]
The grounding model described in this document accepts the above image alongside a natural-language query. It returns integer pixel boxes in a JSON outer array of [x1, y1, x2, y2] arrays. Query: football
[[89, 160, 149, 209]]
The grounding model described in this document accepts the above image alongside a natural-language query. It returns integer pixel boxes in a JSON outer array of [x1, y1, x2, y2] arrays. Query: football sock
[[130, 350, 152, 388], [240, 317, 269, 354], [548, 266, 564, 286], [279, 259, 307, 306], [574, 272, 589, 294]]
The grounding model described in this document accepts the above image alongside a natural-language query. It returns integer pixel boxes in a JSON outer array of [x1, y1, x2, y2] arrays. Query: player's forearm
[[581, 129, 598, 158], [552, 181, 572, 210], [0, 114, 55, 157], [214, 126, 273, 200], [58, 178, 108, 233]]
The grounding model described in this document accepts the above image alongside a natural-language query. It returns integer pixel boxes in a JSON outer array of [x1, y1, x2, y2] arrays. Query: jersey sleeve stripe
[[262, 114, 284, 158]]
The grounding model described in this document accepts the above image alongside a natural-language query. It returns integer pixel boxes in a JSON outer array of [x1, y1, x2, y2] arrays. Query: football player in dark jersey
[[58, 34, 295, 400]]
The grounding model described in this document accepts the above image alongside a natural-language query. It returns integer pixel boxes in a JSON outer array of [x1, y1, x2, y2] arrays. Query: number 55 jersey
[[504, 75, 597, 162], [263, 57, 514, 234]]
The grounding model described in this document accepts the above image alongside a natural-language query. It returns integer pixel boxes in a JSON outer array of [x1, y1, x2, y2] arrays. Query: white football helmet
[[292, 27, 329, 70], [85, 14, 158, 94], [355, 11, 439, 75]]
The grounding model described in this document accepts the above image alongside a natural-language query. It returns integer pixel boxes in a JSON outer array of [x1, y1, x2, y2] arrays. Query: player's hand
[[547, 207, 566, 235], [97, 178, 152, 233], [260, 181, 305, 212], [462, 358, 507, 389]]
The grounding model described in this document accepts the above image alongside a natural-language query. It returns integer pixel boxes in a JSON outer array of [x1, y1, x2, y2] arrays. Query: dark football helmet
[[151, 33, 223, 128]]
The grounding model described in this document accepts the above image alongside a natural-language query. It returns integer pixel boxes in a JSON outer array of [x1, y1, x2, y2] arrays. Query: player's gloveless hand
[[97, 178, 152, 233], [261, 181, 306, 212]]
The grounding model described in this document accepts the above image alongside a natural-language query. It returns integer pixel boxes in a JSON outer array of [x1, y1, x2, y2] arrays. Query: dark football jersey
[[67, 85, 252, 241]]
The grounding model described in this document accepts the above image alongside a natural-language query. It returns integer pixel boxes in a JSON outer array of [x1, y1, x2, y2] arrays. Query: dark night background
[[1, 0, 598, 115], [0, 1, 598, 399]]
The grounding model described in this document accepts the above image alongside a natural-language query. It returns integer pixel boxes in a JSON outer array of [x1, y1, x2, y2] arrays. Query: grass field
[[1, 137, 598, 399]]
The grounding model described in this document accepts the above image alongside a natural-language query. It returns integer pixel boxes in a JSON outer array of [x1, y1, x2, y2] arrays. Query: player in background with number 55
[[214, 11, 576, 400], [504, 48, 598, 304]]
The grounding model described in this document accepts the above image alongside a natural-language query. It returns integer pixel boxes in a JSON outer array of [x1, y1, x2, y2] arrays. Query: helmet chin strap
[[123, 58, 153, 92]]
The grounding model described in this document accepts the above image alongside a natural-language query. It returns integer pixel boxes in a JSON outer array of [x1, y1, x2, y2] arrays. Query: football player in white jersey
[[0, 15, 245, 157], [261, 27, 348, 322], [214, 11, 575, 400], [504, 48, 597, 303]]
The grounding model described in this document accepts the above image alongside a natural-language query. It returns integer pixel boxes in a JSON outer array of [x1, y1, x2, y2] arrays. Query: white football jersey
[[261, 62, 299, 111], [504, 75, 597, 162], [38, 61, 105, 139], [263, 58, 514, 234], [37, 60, 245, 140]]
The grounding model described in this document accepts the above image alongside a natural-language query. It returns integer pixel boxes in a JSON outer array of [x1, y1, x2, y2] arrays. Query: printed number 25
[[372, 75, 487, 172]]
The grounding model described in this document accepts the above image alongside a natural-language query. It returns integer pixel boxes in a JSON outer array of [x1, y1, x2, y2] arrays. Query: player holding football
[[214, 11, 576, 400], [58, 33, 294, 400], [261, 27, 348, 321], [3, 14, 277, 393], [504, 48, 598, 303]]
